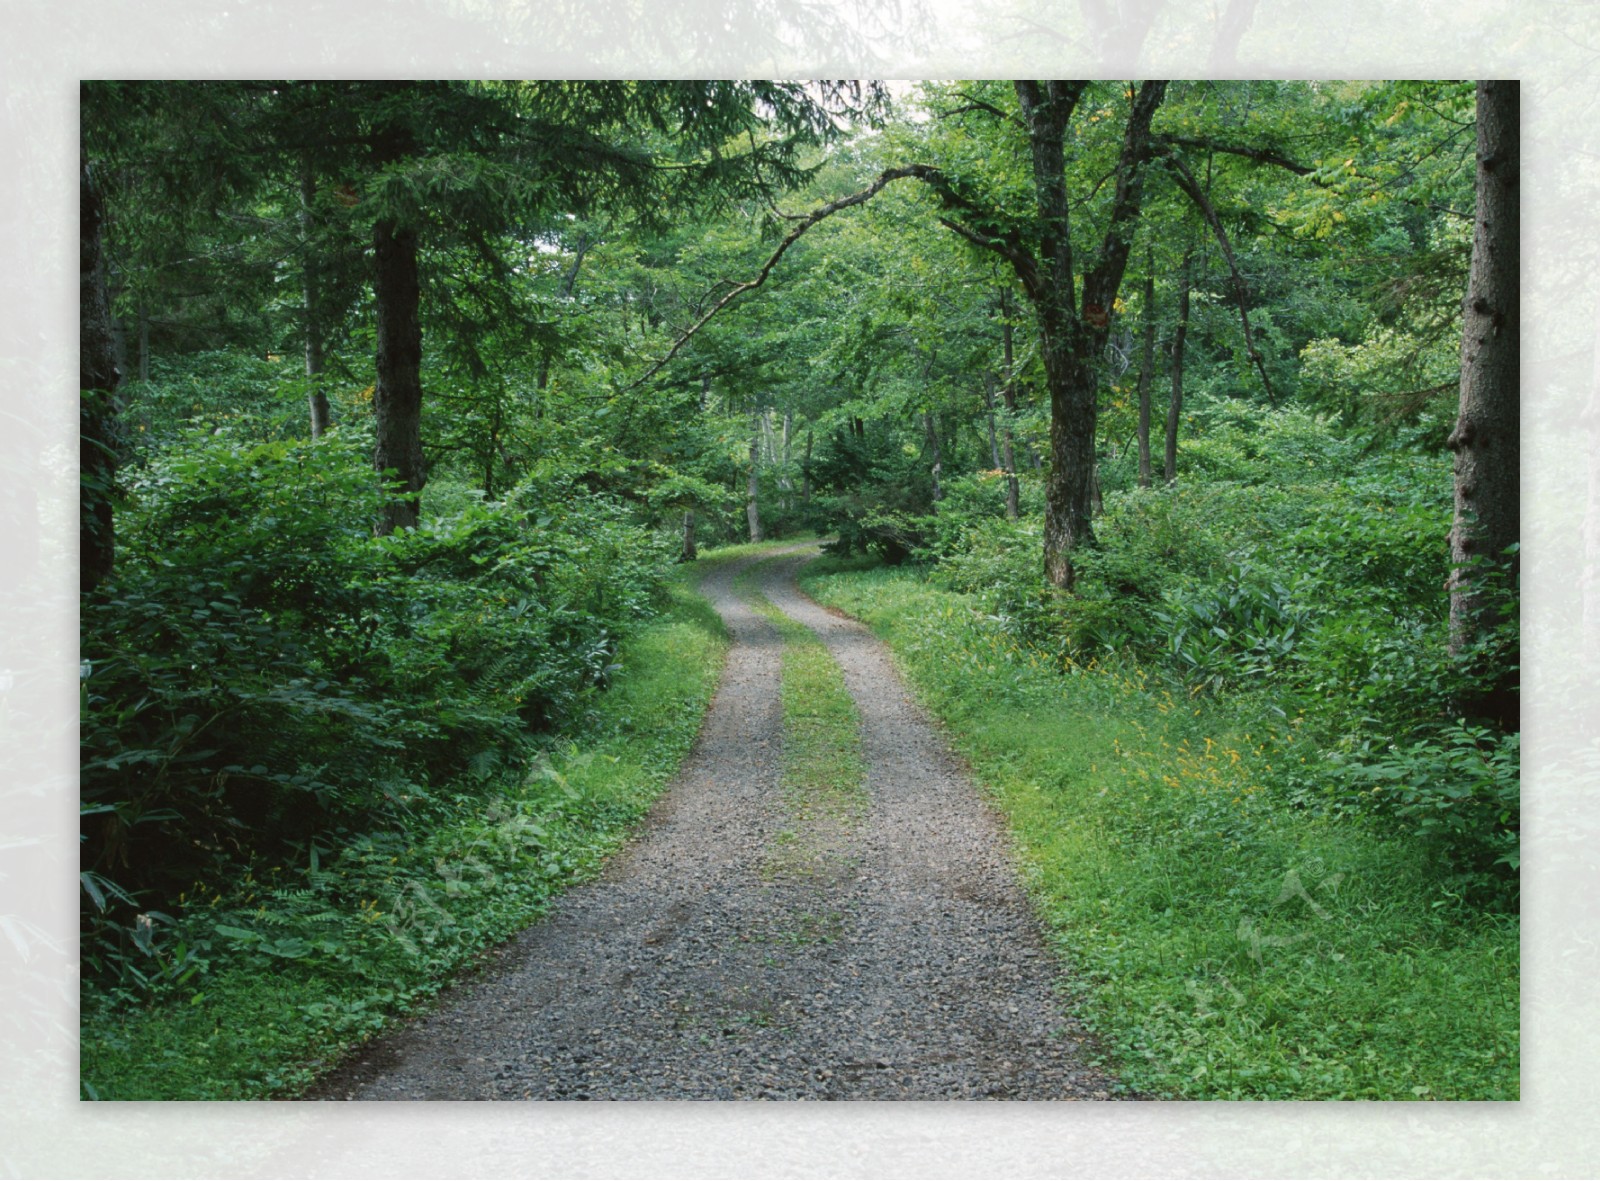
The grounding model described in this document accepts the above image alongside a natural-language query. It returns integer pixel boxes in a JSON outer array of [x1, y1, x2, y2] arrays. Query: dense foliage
[[80, 78, 1516, 1098]]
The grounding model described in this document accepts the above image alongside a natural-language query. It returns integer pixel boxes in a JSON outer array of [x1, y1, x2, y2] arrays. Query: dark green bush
[[81, 424, 672, 989]]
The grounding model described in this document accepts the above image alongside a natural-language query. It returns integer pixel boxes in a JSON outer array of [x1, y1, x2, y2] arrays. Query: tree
[[1135, 253, 1156, 488], [929, 81, 1170, 587], [80, 161, 122, 595], [1164, 246, 1191, 484], [356, 80, 878, 531], [1447, 79, 1519, 726]]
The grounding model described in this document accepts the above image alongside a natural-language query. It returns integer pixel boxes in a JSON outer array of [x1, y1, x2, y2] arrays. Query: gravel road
[[308, 547, 1119, 1101]]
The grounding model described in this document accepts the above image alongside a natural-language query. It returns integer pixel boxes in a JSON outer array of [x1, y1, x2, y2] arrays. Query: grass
[[80, 563, 731, 1101], [737, 574, 867, 833], [799, 559, 1519, 1101]]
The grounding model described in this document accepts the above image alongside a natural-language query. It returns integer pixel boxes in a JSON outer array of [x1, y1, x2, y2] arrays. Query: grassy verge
[[734, 563, 867, 833], [800, 560, 1518, 1101], [80, 565, 730, 1100]]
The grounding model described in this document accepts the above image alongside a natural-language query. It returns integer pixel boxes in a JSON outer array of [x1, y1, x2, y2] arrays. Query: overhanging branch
[[1154, 134, 1314, 177], [626, 164, 1041, 389]]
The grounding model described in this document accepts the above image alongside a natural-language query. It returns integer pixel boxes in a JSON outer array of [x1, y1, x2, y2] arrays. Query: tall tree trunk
[[1040, 330, 1101, 587], [1136, 260, 1155, 488], [746, 418, 763, 543], [1165, 251, 1191, 484], [681, 510, 697, 562], [761, 409, 778, 466], [924, 411, 943, 506], [300, 161, 331, 439], [983, 374, 1003, 469], [779, 410, 794, 507], [1017, 80, 1166, 589], [80, 162, 122, 594], [999, 300, 1022, 521], [801, 428, 813, 503], [373, 215, 425, 534], [1447, 79, 1520, 728]]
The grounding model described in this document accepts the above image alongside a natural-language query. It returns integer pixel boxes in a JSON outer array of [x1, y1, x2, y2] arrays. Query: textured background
[[7, 4, 1589, 1175]]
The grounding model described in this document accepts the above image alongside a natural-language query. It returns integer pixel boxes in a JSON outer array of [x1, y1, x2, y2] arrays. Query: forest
[[79, 79, 1518, 1101]]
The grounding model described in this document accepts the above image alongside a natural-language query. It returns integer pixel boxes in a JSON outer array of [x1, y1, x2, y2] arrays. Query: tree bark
[[1017, 79, 1166, 589], [801, 428, 813, 503], [1447, 79, 1520, 727], [300, 161, 331, 439], [681, 509, 697, 562], [779, 410, 794, 506], [373, 215, 425, 534], [81, 162, 122, 594], [746, 419, 763, 542], [1165, 251, 1191, 484], [983, 373, 1002, 469], [1137, 260, 1155, 488], [924, 411, 943, 506], [999, 299, 1022, 520]]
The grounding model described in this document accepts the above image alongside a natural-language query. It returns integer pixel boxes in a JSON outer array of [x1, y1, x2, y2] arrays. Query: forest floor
[[308, 546, 1120, 1100]]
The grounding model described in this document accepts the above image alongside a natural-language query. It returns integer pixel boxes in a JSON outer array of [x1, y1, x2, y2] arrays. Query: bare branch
[[941, 91, 1025, 129]]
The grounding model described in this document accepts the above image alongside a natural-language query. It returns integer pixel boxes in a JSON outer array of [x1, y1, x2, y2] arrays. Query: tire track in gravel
[[308, 545, 1118, 1100]]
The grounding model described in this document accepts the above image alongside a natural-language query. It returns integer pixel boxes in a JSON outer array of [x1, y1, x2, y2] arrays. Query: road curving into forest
[[308, 546, 1119, 1101]]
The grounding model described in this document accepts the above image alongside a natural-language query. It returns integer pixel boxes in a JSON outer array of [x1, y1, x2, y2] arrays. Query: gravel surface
[[308, 547, 1120, 1101]]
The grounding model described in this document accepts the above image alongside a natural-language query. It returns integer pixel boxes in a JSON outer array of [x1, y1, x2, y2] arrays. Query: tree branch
[[941, 92, 1025, 130], [1153, 134, 1314, 176], [1083, 81, 1169, 320], [1160, 148, 1281, 406], [627, 163, 1041, 388]]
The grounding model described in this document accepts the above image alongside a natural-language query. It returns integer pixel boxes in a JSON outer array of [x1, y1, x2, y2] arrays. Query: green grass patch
[[80, 569, 729, 1101], [735, 567, 867, 832], [799, 560, 1518, 1101]]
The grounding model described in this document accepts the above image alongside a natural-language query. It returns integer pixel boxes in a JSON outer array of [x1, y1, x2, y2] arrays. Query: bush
[[80, 424, 673, 991], [1151, 564, 1312, 693], [1323, 721, 1519, 904]]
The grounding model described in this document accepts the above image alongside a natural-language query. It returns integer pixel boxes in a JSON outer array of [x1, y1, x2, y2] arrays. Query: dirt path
[[309, 548, 1116, 1100]]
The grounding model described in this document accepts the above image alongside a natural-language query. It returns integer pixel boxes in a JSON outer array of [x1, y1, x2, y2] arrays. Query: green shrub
[[1152, 565, 1312, 693], [1323, 721, 1519, 904], [80, 424, 674, 994]]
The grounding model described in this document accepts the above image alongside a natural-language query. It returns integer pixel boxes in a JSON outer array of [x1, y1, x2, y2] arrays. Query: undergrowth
[[800, 561, 1518, 1101], [79, 563, 729, 1100]]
